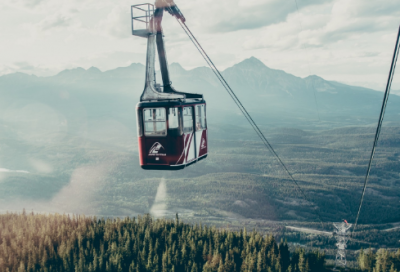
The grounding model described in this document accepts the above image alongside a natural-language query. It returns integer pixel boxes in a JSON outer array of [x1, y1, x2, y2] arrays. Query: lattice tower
[[333, 222, 352, 269]]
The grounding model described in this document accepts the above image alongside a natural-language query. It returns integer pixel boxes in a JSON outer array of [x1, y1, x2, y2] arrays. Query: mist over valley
[[1, 58, 400, 257]]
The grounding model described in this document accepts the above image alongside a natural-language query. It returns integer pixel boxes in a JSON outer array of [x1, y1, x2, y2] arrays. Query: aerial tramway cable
[[175, 19, 325, 227], [352, 25, 400, 235]]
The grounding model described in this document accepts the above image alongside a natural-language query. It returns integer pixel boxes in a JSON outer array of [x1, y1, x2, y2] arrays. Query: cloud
[[37, 14, 73, 31], [2, 0, 105, 12], [23, 9, 84, 37], [243, 0, 400, 51], [22, 0, 44, 8], [347, 0, 400, 17], [13, 61, 35, 71], [1, 0, 399, 90], [29, 159, 53, 174], [98, 5, 131, 39], [318, 0, 400, 42], [208, 0, 333, 33], [236, 0, 400, 90], [2, 0, 47, 9], [0, 168, 29, 173]]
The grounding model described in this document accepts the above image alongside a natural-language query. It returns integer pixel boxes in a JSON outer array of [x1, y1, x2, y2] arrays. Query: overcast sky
[[0, 0, 399, 90]]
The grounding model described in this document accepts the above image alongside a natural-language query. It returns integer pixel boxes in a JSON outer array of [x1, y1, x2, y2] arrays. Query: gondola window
[[183, 107, 193, 133], [195, 104, 206, 130], [143, 108, 166, 136], [169, 108, 179, 129]]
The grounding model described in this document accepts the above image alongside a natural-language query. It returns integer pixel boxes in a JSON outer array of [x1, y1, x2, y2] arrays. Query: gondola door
[[195, 104, 207, 159], [183, 106, 196, 164], [143, 107, 168, 165]]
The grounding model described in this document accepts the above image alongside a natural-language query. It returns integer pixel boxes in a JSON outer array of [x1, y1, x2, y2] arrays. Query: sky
[[0, 0, 399, 91]]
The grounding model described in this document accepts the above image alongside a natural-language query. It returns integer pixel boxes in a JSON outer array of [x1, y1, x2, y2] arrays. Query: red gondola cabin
[[137, 101, 207, 170], [132, 2, 208, 170]]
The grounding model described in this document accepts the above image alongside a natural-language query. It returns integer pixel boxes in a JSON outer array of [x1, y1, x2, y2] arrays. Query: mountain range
[[1, 56, 399, 134], [1, 57, 400, 229]]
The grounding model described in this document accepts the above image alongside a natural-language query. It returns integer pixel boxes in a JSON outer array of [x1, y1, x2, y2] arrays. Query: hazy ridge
[[0, 57, 399, 231]]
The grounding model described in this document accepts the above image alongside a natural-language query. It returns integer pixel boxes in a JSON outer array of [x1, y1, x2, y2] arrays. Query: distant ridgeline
[[1, 57, 400, 131], [0, 212, 327, 272]]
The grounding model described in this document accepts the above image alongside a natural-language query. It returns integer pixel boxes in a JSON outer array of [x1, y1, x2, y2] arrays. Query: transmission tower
[[333, 221, 352, 269]]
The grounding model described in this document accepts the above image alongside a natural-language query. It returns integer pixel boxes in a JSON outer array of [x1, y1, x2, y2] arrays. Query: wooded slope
[[0, 212, 325, 272]]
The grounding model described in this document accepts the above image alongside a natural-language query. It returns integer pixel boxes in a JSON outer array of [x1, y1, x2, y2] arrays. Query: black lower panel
[[141, 155, 207, 171]]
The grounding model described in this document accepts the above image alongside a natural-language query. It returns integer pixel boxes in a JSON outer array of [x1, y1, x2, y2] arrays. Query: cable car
[[132, 1, 208, 170]]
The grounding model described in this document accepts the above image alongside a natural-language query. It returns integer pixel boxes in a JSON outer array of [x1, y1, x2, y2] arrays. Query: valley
[[0, 58, 399, 268]]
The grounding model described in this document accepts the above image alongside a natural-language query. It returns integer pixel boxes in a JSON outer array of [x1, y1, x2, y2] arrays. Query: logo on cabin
[[200, 138, 206, 149], [149, 142, 166, 156]]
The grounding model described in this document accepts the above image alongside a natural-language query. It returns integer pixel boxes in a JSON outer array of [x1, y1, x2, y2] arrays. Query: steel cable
[[176, 19, 325, 227], [352, 25, 400, 235]]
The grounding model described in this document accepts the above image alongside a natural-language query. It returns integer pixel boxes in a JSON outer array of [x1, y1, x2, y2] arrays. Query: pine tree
[[218, 259, 224, 272], [17, 262, 25, 272], [257, 251, 264, 272], [298, 249, 306, 272], [305, 259, 309, 272], [279, 240, 290, 272], [375, 248, 389, 272], [191, 262, 198, 272], [359, 248, 367, 271], [366, 248, 376, 272], [129, 261, 135, 272]]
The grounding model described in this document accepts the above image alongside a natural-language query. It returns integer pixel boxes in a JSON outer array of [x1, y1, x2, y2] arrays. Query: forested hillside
[[1, 212, 400, 271], [0, 212, 327, 272], [357, 248, 400, 272]]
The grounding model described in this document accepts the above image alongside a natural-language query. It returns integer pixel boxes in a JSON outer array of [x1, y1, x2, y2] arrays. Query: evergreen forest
[[0, 212, 399, 272], [0, 212, 324, 272]]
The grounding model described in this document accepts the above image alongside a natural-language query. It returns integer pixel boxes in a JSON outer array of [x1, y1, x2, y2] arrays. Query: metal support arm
[[154, 8, 173, 92], [132, 1, 203, 101]]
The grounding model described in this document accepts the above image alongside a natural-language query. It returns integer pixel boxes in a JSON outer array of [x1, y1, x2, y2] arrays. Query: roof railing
[[131, 3, 155, 38]]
